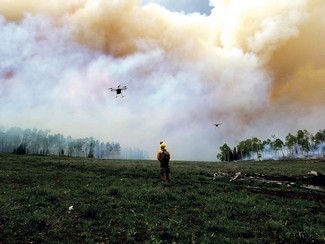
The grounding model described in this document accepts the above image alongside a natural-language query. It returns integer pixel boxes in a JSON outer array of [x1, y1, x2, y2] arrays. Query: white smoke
[[1, 0, 324, 161]]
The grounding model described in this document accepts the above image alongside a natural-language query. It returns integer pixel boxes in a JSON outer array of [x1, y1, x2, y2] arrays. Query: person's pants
[[160, 161, 171, 182]]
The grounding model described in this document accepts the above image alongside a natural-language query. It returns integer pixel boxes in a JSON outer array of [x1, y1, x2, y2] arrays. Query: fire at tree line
[[0, 126, 147, 160], [217, 129, 325, 161], [0, 126, 324, 161]]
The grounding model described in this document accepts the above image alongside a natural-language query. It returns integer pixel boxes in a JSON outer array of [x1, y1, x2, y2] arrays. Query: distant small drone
[[108, 85, 127, 98], [214, 123, 221, 127]]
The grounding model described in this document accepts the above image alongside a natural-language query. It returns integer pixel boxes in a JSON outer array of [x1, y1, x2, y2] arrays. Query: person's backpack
[[161, 149, 170, 162]]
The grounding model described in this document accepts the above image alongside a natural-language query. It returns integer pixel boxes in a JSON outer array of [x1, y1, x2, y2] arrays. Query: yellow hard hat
[[160, 142, 166, 148]]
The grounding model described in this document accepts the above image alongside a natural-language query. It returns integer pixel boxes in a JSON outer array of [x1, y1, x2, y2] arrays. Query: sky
[[0, 0, 324, 161]]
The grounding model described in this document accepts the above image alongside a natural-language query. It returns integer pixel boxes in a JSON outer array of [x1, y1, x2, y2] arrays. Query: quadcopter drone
[[108, 85, 127, 98]]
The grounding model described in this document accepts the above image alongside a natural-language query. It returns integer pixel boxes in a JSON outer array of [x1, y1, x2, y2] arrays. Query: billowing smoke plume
[[1, 0, 324, 160]]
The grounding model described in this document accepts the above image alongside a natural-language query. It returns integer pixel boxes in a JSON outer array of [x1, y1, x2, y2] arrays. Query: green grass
[[0, 154, 324, 243]]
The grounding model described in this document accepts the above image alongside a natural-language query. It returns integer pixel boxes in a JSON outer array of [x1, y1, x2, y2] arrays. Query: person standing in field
[[157, 142, 171, 183]]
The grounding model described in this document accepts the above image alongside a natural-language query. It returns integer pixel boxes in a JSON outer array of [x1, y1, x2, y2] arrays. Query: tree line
[[0, 126, 147, 159], [217, 129, 325, 161]]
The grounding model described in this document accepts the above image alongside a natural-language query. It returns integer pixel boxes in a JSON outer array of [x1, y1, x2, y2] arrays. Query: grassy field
[[0, 154, 324, 243]]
